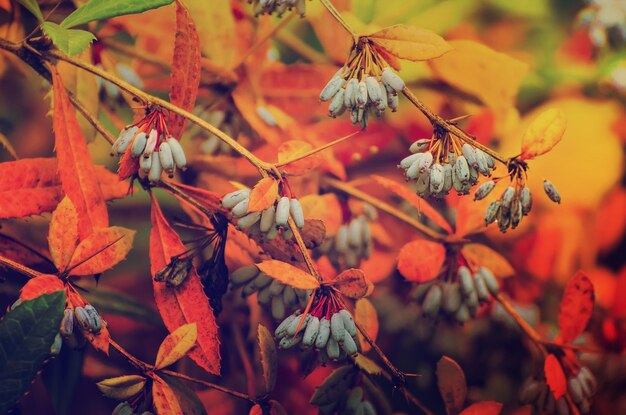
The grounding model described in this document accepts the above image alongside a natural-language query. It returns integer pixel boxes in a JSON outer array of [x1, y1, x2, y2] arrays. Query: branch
[[318, 0, 358, 42], [0, 255, 42, 279]]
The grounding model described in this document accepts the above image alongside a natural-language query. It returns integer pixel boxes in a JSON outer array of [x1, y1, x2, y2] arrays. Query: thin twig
[[0, 255, 42, 279]]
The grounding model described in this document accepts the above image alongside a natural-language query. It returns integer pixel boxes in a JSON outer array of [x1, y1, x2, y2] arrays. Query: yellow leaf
[[97, 375, 146, 400], [154, 323, 198, 370], [247, 177, 279, 212], [461, 243, 514, 278], [256, 260, 320, 290], [355, 298, 378, 352], [367, 24, 452, 62], [520, 108, 567, 160]]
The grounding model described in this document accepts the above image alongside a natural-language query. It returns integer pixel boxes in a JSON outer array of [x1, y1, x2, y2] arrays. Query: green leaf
[[0, 291, 66, 414], [16, 0, 44, 22], [61, 0, 174, 29], [42, 22, 96, 56]]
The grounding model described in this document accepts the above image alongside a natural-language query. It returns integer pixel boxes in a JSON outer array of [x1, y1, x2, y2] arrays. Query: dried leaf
[[544, 354, 566, 400], [459, 401, 503, 415], [355, 298, 378, 353], [154, 323, 198, 370], [68, 226, 136, 276], [520, 109, 567, 160], [247, 177, 279, 212], [558, 271, 595, 344], [371, 175, 453, 234], [257, 324, 277, 394], [300, 219, 327, 249], [461, 244, 514, 278], [299, 194, 343, 237], [97, 375, 146, 400], [331, 268, 369, 299], [48, 196, 79, 271], [152, 375, 183, 415], [150, 194, 221, 375], [367, 24, 452, 61], [436, 356, 467, 415], [397, 240, 446, 283], [20, 274, 65, 301], [51, 68, 108, 240], [168, 0, 201, 138], [256, 260, 321, 290]]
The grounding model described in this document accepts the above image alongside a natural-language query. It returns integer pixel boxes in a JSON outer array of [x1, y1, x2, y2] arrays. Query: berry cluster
[[578, 0, 626, 47], [230, 266, 310, 319], [60, 304, 104, 348], [399, 140, 495, 198], [112, 109, 187, 182], [249, 0, 307, 17], [222, 189, 305, 239]]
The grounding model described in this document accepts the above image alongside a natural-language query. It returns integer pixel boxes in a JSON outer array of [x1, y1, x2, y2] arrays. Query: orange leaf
[[367, 24, 452, 62], [544, 354, 567, 400], [256, 260, 321, 290], [168, 0, 201, 138], [461, 243, 514, 278], [51, 67, 109, 240], [355, 298, 378, 353], [152, 375, 183, 415], [397, 240, 446, 283], [117, 148, 139, 181], [154, 323, 198, 370], [150, 194, 221, 375], [459, 401, 503, 415], [299, 194, 343, 237], [68, 226, 136, 276], [520, 109, 567, 160], [48, 196, 79, 271], [558, 271, 595, 343], [247, 177, 279, 212], [84, 321, 111, 354], [436, 356, 467, 415], [20, 274, 65, 301], [371, 175, 453, 234], [331, 268, 369, 299], [277, 140, 323, 176]]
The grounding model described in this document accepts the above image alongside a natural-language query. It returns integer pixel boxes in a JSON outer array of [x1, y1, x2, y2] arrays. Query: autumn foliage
[[0, 0, 625, 415]]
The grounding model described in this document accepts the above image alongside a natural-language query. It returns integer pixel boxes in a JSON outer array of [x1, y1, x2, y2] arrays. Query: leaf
[[152, 374, 183, 415], [332, 269, 369, 299], [257, 324, 277, 394], [247, 177, 279, 213], [16, 0, 42, 21], [150, 194, 221, 375], [42, 22, 96, 56], [436, 356, 467, 415], [459, 401, 503, 415], [371, 175, 453, 234], [0, 291, 66, 414], [168, 0, 201, 138], [354, 354, 383, 375], [367, 24, 452, 61], [83, 317, 111, 354], [48, 196, 79, 271], [154, 323, 198, 370], [397, 240, 446, 283], [355, 298, 378, 353], [520, 109, 567, 160], [0, 158, 128, 219], [558, 271, 595, 344], [51, 68, 109, 240], [277, 140, 323, 176], [61, 0, 175, 29], [20, 274, 65, 302], [461, 244, 515, 279], [67, 226, 136, 276], [96, 375, 146, 400], [299, 194, 343, 237], [544, 354, 566, 400], [255, 260, 321, 290], [160, 375, 208, 415], [300, 219, 327, 249], [309, 365, 358, 407]]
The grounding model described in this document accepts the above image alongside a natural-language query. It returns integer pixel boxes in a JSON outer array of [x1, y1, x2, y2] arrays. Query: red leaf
[[558, 270, 595, 343], [20, 274, 65, 301], [544, 354, 567, 400], [459, 401, 503, 415], [149, 193, 221, 375], [51, 68, 108, 240], [0, 159, 128, 219], [168, 0, 201, 138], [397, 240, 446, 283], [84, 320, 111, 354], [117, 149, 139, 181]]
